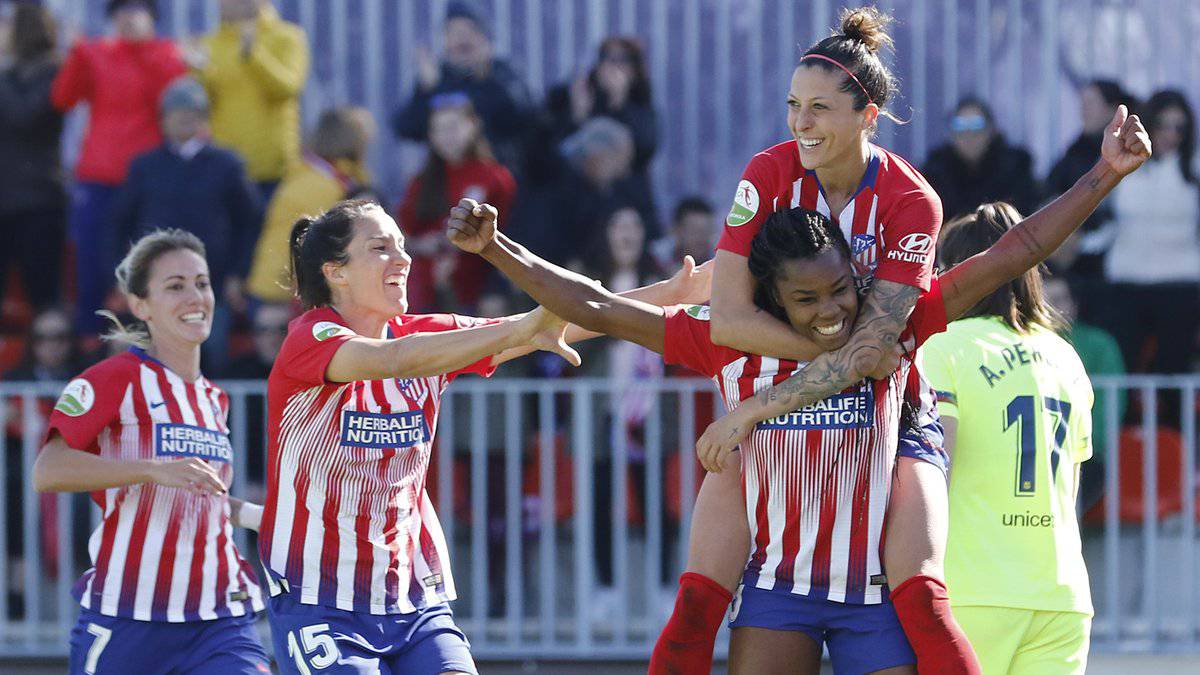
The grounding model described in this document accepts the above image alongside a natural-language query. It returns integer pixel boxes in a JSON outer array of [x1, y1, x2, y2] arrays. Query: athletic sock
[[648, 572, 733, 675], [890, 575, 982, 675]]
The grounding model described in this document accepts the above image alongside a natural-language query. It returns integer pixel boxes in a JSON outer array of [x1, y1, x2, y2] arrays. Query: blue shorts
[[729, 584, 916, 674], [898, 415, 950, 475], [266, 591, 477, 675], [67, 606, 268, 675]]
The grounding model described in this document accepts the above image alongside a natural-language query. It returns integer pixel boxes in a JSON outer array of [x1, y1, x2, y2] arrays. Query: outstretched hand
[[1101, 104, 1152, 177], [666, 255, 714, 305], [520, 306, 582, 367], [447, 198, 499, 254]]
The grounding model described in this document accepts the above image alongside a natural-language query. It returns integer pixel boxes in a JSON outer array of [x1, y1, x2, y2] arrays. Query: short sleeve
[[46, 362, 130, 453], [661, 306, 722, 378], [920, 333, 959, 419], [1069, 359, 1095, 464], [716, 152, 784, 257], [905, 277, 948, 350], [873, 188, 942, 291], [276, 313, 358, 388]]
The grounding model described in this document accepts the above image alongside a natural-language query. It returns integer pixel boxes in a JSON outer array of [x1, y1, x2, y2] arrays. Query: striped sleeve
[[46, 358, 131, 452]]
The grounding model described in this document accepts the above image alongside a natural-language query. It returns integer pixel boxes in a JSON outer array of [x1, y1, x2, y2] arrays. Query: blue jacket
[[112, 142, 263, 289]]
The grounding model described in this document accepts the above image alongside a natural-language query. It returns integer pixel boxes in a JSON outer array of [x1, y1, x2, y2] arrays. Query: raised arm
[[324, 308, 579, 383], [941, 106, 1151, 322], [446, 199, 671, 354], [709, 250, 825, 359]]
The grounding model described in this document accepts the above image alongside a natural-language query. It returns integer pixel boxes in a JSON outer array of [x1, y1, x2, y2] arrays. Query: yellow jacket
[[196, 6, 308, 182], [247, 155, 369, 302]]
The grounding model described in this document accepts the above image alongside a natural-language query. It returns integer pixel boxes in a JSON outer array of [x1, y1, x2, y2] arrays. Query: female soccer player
[[34, 229, 269, 674], [445, 105, 1145, 669], [668, 7, 970, 672], [257, 199, 709, 674], [922, 204, 1096, 673]]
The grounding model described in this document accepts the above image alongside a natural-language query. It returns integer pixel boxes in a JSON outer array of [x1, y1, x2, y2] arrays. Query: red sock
[[648, 572, 733, 675], [890, 575, 982, 675]]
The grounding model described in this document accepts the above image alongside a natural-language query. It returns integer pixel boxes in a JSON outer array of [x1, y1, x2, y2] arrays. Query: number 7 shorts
[[68, 606, 269, 675], [267, 590, 478, 675]]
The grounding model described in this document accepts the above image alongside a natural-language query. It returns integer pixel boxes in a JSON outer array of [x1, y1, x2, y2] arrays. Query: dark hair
[[102, 229, 206, 347], [952, 95, 995, 127], [289, 199, 381, 309], [414, 97, 495, 222], [590, 36, 652, 107], [584, 206, 662, 285], [309, 107, 375, 165], [672, 196, 713, 224], [1140, 89, 1196, 184], [747, 207, 853, 323], [1088, 79, 1136, 111], [12, 3, 56, 61], [801, 7, 900, 122], [939, 202, 1063, 333], [105, 0, 157, 19]]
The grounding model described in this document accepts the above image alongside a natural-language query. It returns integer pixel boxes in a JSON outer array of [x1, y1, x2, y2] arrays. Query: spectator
[[537, 36, 657, 184], [512, 117, 658, 266], [0, 2, 65, 314], [922, 97, 1039, 220], [651, 196, 717, 270], [109, 77, 262, 373], [246, 107, 374, 303], [186, 0, 309, 203], [1098, 89, 1200, 378], [51, 0, 187, 335], [397, 93, 516, 314], [1043, 276, 1125, 512], [391, 1, 532, 171], [1044, 80, 1136, 285], [5, 307, 88, 383]]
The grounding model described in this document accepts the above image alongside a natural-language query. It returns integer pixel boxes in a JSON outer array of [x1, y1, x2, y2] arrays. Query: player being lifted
[[447, 90, 1148, 674], [35, 230, 270, 674]]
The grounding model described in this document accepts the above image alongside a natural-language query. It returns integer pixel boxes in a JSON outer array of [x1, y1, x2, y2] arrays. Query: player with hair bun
[[34, 229, 269, 674]]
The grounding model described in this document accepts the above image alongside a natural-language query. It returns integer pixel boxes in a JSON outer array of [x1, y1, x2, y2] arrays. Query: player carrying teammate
[[665, 8, 972, 672], [257, 199, 709, 674], [923, 204, 1097, 673], [34, 229, 269, 674], [446, 100, 1146, 668]]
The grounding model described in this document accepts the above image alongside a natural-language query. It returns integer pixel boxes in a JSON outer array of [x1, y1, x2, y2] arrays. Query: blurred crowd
[[2, 0, 1197, 385]]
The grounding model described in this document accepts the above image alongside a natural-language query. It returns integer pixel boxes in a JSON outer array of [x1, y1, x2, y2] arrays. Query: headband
[[801, 53, 874, 106]]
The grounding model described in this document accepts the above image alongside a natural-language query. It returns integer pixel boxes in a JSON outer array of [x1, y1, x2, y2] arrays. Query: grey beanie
[[160, 76, 209, 115]]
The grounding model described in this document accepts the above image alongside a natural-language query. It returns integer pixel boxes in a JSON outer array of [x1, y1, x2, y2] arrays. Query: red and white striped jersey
[[663, 281, 947, 604], [720, 141, 943, 294], [46, 349, 263, 622], [259, 308, 497, 615]]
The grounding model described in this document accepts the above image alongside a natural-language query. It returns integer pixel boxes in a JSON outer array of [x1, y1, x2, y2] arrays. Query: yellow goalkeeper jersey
[[922, 316, 1093, 615]]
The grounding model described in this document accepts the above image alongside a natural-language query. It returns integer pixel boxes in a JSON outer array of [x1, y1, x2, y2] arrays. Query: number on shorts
[[287, 623, 338, 672], [1003, 395, 1071, 496], [84, 623, 112, 675]]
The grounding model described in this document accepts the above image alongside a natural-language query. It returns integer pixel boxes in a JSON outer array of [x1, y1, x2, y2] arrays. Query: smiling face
[[787, 65, 876, 171], [130, 248, 214, 349], [324, 208, 412, 319], [770, 248, 859, 352]]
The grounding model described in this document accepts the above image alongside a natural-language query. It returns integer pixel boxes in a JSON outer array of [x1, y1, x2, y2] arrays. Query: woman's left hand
[[1100, 104, 1152, 177], [518, 307, 582, 367], [664, 255, 714, 305]]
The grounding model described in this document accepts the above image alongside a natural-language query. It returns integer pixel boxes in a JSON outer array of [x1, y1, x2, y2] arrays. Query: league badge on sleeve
[[726, 180, 760, 227], [312, 321, 353, 342], [685, 305, 711, 321], [55, 378, 95, 417]]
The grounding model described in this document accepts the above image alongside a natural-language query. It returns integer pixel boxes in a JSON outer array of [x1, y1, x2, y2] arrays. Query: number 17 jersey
[[922, 317, 1093, 614]]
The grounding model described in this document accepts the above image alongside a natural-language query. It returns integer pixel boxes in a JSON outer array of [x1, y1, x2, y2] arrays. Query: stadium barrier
[[0, 375, 1197, 658]]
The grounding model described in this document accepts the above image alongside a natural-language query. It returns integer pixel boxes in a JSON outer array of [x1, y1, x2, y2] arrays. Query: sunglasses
[[950, 114, 988, 133]]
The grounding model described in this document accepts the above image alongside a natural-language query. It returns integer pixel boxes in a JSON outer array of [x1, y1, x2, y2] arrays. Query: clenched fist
[[446, 198, 499, 254]]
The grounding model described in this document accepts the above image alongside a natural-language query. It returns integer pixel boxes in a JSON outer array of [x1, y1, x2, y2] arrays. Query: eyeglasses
[[950, 114, 988, 133]]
